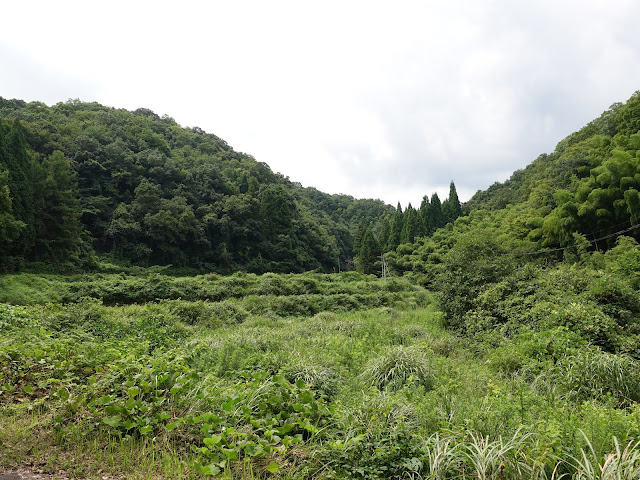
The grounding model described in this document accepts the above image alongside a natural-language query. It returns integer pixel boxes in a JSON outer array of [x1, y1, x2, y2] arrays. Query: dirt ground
[[0, 469, 68, 479]]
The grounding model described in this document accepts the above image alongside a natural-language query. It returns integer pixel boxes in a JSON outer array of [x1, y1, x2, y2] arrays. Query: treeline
[[354, 181, 462, 274], [0, 119, 85, 267], [0, 98, 409, 273]]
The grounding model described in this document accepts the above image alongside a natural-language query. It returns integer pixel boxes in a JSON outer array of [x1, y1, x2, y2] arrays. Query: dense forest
[[2, 93, 640, 479], [0, 98, 462, 274]]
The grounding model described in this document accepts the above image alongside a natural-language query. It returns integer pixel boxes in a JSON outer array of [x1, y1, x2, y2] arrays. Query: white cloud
[[1, 0, 640, 207]]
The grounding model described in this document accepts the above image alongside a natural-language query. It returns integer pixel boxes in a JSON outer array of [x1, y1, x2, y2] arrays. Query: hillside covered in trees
[[0, 98, 463, 273], [2, 93, 640, 479], [384, 91, 640, 360], [392, 91, 640, 275]]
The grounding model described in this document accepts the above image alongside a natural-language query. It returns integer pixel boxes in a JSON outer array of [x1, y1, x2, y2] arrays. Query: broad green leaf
[[203, 435, 222, 447], [102, 415, 121, 428], [127, 386, 140, 397], [196, 463, 221, 476], [56, 387, 69, 401], [266, 461, 279, 474], [223, 448, 238, 461]]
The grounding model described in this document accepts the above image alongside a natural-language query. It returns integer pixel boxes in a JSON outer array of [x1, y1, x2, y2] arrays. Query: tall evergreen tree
[[418, 195, 431, 236], [401, 203, 420, 244], [3, 119, 35, 253], [388, 202, 404, 250], [33, 151, 83, 262], [356, 228, 379, 275], [378, 216, 391, 252], [430, 193, 445, 233], [443, 181, 463, 224], [0, 170, 25, 264], [353, 221, 367, 256]]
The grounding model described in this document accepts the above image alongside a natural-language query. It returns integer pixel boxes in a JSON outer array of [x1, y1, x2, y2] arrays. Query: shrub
[[436, 231, 516, 330], [486, 328, 584, 378], [323, 391, 422, 479]]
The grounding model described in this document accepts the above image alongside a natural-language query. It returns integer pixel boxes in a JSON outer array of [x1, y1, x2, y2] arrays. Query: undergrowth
[[0, 271, 639, 479]]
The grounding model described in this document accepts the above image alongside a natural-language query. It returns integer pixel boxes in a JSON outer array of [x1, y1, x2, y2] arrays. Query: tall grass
[[362, 345, 436, 391], [461, 429, 538, 480], [553, 350, 640, 406], [567, 432, 640, 480]]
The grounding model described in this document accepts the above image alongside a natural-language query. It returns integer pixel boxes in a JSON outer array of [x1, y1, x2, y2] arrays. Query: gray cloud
[[315, 1, 640, 205]]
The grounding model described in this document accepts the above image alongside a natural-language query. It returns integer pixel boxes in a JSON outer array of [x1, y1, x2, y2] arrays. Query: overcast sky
[[2, 1, 640, 207]]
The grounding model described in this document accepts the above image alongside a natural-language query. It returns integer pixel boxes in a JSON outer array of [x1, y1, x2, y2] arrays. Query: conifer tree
[[418, 195, 430, 236], [3, 119, 35, 253], [430, 193, 445, 232], [356, 228, 379, 275], [32, 151, 83, 262], [443, 181, 462, 224], [388, 202, 404, 250], [353, 221, 367, 256], [0, 170, 25, 263], [401, 203, 420, 244], [378, 217, 391, 252]]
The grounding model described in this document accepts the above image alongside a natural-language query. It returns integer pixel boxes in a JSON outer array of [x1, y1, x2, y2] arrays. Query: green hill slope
[[0, 98, 393, 272], [465, 92, 640, 248], [382, 91, 640, 364]]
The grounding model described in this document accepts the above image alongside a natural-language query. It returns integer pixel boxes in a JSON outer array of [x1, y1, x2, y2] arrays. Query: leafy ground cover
[[1, 272, 639, 479]]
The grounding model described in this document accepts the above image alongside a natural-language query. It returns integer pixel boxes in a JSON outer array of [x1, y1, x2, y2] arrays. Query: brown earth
[[0, 470, 68, 480]]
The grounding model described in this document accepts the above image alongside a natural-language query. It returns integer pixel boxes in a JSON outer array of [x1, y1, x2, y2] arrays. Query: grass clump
[[568, 434, 640, 480], [281, 361, 340, 400], [362, 346, 436, 391], [553, 349, 640, 407]]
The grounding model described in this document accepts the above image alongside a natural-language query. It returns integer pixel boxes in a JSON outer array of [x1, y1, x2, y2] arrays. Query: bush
[[436, 231, 516, 330], [486, 328, 584, 378], [166, 299, 249, 327], [323, 391, 423, 479]]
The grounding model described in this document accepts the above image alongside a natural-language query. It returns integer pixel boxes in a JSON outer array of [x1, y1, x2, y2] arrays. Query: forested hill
[[464, 91, 640, 233], [389, 90, 640, 285], [0, 98, 403, 272]]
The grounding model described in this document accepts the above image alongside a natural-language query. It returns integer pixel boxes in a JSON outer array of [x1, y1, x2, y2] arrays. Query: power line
[[508, 222, 640, 257], [589, 219, 632, 236]]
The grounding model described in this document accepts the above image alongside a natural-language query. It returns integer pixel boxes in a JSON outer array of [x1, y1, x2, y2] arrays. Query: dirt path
[[0, 469, 68, 479]]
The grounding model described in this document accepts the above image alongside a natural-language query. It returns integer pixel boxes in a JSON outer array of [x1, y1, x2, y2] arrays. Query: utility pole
[[379, 255, 389, 283]]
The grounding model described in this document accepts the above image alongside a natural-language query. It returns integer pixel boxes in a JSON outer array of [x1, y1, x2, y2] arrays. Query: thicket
[[2, 271, 640, 479]]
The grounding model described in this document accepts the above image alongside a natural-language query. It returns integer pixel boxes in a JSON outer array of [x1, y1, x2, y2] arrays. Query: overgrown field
[[1, 271, 639, 479]]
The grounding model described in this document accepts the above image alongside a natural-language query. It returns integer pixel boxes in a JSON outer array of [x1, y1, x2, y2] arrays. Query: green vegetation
[[3, 91, 640, 477], [2, 270, 640, 479], [0, 98, 462, 274]]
